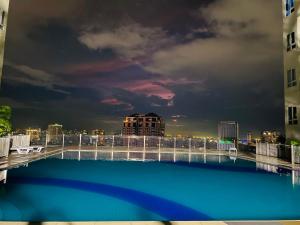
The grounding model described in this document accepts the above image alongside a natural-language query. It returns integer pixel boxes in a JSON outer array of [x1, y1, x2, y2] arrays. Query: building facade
[[218, 121, 239, 146], [47, 123, 63, 142], [283, 0, 300, 144], [91, 129, 105, 136], [0, 0, 9, 85], [261, 131, 281, 144], [26, 128, 41, 142], [122, 113, 165, 136]]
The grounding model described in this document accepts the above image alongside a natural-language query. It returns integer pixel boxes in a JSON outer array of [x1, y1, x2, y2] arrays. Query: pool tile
[[226, 222, 282, 225], [280, 221, 300, 225]]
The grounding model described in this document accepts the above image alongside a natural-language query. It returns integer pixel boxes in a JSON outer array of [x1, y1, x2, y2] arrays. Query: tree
[[0, 106, 12, 137]]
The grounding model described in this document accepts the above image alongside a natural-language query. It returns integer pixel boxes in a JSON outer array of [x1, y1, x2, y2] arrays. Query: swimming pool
[[0, 155, 299, 221]]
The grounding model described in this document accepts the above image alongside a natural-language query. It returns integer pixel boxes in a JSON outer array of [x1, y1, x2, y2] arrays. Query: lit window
[[287, 32, 296, 51], [287, 68, 297, 87], [286, 0, 295, 16], [288, 106, 298, 125]]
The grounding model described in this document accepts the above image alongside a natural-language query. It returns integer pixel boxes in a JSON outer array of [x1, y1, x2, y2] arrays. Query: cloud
[[5, 61, 71, 94], [78, 22, 171, 58], [145, 0, 282, 82], [101, 97, 134, 111], [65, 58, 140, 74]]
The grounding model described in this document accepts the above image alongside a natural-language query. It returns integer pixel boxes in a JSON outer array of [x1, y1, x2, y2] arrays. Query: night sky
[[0, 0, 284, 137]]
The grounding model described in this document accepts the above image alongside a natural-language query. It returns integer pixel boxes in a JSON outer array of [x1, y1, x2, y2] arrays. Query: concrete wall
[[0, 0, 9, 85], [283, 0, 300, 143]]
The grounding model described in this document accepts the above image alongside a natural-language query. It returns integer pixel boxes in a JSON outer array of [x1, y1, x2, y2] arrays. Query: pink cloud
[[65, 56, 150, 74], [114, 80, 175, 101], [66, 59, 136, 74], [101, 97, 134, 110]]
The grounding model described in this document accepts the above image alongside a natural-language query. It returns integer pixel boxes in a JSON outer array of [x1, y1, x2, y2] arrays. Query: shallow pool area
[[0, 156, 300, 221]]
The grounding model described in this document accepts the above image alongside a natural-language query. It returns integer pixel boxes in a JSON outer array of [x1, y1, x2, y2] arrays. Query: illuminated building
[[122, 113, 165, 136], [47, 123, 63, 142], [283, 0, 300, 143], [261, 131, 280, 143], [218, 121, 239, 146], [91, 129, 105, 136], [0, 0, 9, 84], [26, 128, 41, 141], [247, 132, 252, 144]]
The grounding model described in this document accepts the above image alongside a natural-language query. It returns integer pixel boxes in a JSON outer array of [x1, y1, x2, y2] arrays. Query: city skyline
[[0, 0, 284, 136]]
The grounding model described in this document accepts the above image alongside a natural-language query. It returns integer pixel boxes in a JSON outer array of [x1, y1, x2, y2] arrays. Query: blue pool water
[[0, 156, 300, 221]]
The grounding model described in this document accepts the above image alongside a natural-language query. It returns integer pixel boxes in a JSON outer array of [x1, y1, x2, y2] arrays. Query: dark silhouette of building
[[218, 121, 239, 147], [122, 113, 165, 136]]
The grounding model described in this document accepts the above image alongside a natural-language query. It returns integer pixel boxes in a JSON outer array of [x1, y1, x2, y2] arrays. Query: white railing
[[256, 142, 278, 157], [43, 134, 238, 151], [41, 134, 236, 163], [291, 145, 300, 165], [0, 137, 10, 157], [11, 135, 30, 147]]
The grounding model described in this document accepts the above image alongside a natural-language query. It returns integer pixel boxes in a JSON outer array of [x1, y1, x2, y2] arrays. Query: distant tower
[[247, 132, 252, 144], [218, 121, 239, 147], [47, 123, 63, 143], [282, 0, 300, 144], [0, 0, 9, 85]]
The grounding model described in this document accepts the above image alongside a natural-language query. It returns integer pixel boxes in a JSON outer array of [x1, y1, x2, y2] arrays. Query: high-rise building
[[218, 121, 239, 146], [122, 113, 165, 136], [47, 123, 63, 142], [0, 0, 9, 85], [26, 128, 41, 142], [283, 0, 300, 144]]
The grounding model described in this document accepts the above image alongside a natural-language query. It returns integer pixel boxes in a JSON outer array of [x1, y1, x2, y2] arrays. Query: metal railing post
[[255, 139, 258, 155], [62, 134, 65, 148], [158, 137, 161, 162], [267, 142, 270, 157], [96, 135, 98, 150], [45, 134, 48, 148], [143, 136, 146, 161], [188, 138, 191, 163], [174, 137, 176, 162], [127, 136, 130, 160], [291, 145, 295, 166], [204, 138, 206, 151], [111, 135, 115, 160], [79, 134, 82, 149]]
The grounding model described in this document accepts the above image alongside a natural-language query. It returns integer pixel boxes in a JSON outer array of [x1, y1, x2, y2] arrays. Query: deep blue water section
[[0, 157, 300, 221]]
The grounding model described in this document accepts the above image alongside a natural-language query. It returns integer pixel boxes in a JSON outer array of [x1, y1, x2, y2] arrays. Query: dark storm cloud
[[0, 0, 284, 136]]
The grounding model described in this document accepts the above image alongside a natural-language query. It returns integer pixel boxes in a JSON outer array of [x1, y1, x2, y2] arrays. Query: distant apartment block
[[283, 0, 300, 143], [261, 131, 280, 144], [0, 0, 9, 84], [122, 113, 165, 136], [218, 121, 239, 146], [47, 123, 63, 142], [26, 128, 41, 142], [91, 129, 105, 136]]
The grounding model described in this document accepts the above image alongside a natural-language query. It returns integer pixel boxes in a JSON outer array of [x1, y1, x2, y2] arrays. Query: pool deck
[[0, 221, 300, 225], [0, 147, 63, 171]]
